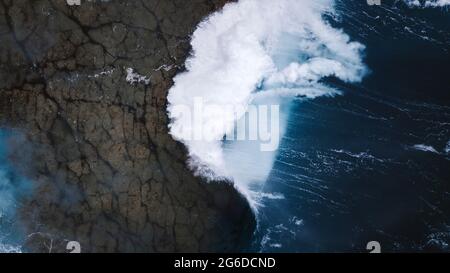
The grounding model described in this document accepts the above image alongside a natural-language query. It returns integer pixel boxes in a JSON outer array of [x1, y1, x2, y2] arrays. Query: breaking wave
[[167, 0, 366, 206]]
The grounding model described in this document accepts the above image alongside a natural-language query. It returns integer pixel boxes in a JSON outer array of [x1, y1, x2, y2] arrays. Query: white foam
[[125, 68, 151, 85], [0, 243, 22, 253], [445, 141, 450, 154], [167, 0, 366, 205], [412, 144, 440, 154], [404, 0, 450, 7]]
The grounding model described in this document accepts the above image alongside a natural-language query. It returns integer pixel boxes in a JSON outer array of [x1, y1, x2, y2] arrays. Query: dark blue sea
[[254, 0, 450, 252]]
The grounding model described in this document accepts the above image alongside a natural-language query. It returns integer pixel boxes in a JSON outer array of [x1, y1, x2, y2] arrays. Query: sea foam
[[404, 0, 450, 7], [167, 0, 366, 206]]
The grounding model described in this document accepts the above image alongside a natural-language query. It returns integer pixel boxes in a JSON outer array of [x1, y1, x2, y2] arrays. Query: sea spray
[[167, 0, 366, 206]]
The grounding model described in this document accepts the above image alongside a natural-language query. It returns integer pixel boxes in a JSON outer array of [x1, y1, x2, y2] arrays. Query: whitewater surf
[[167, 0, 367, 207]]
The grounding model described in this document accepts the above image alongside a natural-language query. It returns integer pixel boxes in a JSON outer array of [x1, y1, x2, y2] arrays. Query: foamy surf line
[[404, 0, 450, 8], [167, 0, 367, 209], [0, 243, 22, 253]]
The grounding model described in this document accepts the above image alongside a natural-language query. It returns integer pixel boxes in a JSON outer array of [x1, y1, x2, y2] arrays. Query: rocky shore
[[0, 0, 255, 252]]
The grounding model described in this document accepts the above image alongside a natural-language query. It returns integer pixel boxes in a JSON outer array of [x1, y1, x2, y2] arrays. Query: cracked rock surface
[[0, 0, 255, 253]]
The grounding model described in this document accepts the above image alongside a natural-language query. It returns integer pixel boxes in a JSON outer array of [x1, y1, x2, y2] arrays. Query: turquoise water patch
[[0, 129, 33, 252]]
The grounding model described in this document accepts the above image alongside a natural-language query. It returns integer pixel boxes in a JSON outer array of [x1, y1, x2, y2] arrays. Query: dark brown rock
[[0, 0, 254, 253]]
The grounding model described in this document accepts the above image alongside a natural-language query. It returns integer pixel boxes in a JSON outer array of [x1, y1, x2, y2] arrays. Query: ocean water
[[253, 0, 450, 252], [167, 0, 449, 252]]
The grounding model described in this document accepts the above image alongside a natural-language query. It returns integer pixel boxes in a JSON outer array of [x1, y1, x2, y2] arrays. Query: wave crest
[[167, 0, 366, 204]]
